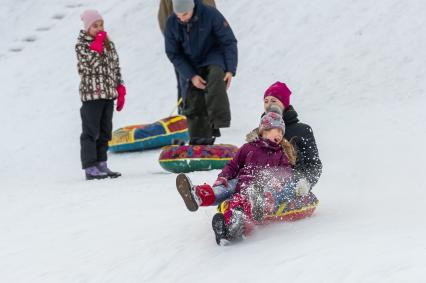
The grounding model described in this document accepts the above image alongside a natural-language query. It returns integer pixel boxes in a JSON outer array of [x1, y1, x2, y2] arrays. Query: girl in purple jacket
[[176, 111, 303, 244]]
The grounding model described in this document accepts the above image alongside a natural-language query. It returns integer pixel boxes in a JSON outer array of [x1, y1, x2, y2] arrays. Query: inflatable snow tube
[[109, 115, 189, 152], [159, 144, 239, 173], [217, 192, 319, 223]]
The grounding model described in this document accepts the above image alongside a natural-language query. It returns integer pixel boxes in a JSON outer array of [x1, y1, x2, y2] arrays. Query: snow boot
[[212, 128, 221, 137], [172, 138, 186, 146], [85, 166, 108, 180], [96, 161, 121, 178], [212, 213, 229, 245], [176, 174, 216, 211], [212, 208, 245, 245], [176, 173, 200, 211], [189, 137, 215, 145]]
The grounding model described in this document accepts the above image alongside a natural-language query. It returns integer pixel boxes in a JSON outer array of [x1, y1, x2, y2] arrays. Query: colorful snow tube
[[217, 192, 319, 223], [159, 144, 239, 173], [109, 115, 189, 152]]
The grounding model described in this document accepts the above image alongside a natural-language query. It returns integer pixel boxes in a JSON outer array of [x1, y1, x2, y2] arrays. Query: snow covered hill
[[1, 0, 425, 282]]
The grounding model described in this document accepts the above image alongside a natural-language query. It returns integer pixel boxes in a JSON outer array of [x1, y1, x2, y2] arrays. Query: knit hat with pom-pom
[[259, 111, 285, 134]]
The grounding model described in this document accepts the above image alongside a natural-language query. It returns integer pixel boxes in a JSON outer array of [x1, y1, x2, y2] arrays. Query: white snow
[[1, 0, 426, 282]]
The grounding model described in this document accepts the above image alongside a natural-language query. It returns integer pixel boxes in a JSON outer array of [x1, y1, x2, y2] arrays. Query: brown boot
[[176, 173, 199, 211]]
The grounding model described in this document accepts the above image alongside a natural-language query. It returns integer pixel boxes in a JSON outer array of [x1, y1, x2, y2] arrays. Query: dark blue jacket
[[164, 0, 238, 80]]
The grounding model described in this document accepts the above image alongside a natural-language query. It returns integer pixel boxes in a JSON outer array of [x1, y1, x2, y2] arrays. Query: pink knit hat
[[264, 81, 292, 109], [80, 10, 103, 31]]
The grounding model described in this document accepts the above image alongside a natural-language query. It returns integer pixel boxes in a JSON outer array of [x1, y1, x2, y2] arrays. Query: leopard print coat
[[75, 30, 123, 102]]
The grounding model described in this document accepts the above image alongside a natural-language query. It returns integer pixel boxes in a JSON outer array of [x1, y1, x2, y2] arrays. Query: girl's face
[[88, 20, 104, 37], [264, 96, 284, 112], [262, 128, 284, 144]]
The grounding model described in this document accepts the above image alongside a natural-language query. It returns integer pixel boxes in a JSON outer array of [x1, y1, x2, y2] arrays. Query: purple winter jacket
[[218, 138, 293, 193]]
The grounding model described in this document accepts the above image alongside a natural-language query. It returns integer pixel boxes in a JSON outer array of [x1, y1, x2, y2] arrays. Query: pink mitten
[[116, 84, 126, 111], [213, 177, 229, 187], [89, 31, 107, 54]]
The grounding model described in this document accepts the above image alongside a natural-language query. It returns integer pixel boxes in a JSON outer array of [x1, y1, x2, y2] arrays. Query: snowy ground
[[1, 0, 426, 282]]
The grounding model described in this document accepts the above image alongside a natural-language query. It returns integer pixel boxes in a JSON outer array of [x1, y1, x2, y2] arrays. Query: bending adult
[[158, 0, 216, 114], [247, 82, 322, 191], [164, 0, 238, 145]]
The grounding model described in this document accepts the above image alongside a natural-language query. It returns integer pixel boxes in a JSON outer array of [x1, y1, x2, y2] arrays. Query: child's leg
[[213, 193, 255, 242], [211, 178, 238, 205], [176, 174, 237, 211], [80, 100, 105, 169], [97, 100, 114, 163]]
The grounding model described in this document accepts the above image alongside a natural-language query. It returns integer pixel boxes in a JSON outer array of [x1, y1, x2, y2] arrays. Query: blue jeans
[[211, 179, 238, 205]]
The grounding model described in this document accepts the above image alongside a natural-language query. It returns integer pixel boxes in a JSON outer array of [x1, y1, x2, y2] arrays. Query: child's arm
[[110, 42, 124, 86], [164, 20, 198, 81], [75, 42, 102, 76], [217, 144, 248, 181]]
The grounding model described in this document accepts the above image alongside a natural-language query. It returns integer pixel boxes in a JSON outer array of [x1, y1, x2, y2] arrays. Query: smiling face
[[264, 96, 285, 112], [261, 128, 284, 144], [88, 19, 104, 37], [175, 10, 194, 23]]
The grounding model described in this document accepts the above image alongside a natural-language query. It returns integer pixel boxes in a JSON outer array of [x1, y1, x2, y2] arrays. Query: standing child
[[176, 111, 308, 245], [76, 10, 126, 180]]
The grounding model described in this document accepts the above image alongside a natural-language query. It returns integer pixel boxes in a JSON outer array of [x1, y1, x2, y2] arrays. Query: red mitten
[[89, 31, 107, 54], [213, 177, 228, 187], [116, 84, 126, 111]]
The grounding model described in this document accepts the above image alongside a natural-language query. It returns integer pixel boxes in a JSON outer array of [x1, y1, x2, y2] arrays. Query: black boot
[[212, 128, 221, 137], [212, 208, 245, 245], [189, 137, 215, 145], [212, 213, 229, 245], [172, 138, 186, 146]]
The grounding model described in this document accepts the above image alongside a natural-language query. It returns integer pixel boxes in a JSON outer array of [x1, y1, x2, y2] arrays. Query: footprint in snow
[[65, 3, 83, 9], [9, 47, 24, 53], [22, 35, 37, 43], [52, 13, 66, 20], [36, 26, 51, 32]]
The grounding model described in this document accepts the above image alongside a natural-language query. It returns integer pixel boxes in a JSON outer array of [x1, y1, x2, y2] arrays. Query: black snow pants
[[80, 99, 114, 169]]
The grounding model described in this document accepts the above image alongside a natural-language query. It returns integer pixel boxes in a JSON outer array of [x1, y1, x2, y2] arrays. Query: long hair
[[280, 138, 296, 166], [104, 36, 111, 51]]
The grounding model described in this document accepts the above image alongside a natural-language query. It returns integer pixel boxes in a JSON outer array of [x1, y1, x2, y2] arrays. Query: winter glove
[[295, 178, 311, 197], [116, 84, 126, 111], [213, 177, 229, 188], [89, 31, 107, 54]]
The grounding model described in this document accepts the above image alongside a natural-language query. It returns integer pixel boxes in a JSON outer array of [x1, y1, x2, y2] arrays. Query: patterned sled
[[217, 192, 319, 223], [109, 115, 189, 152], [159, 144, 239, 173]]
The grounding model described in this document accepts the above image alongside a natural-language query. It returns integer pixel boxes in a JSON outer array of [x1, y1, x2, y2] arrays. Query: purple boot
[[85, 166, 108, 180], [97, 161, 122, 178]]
